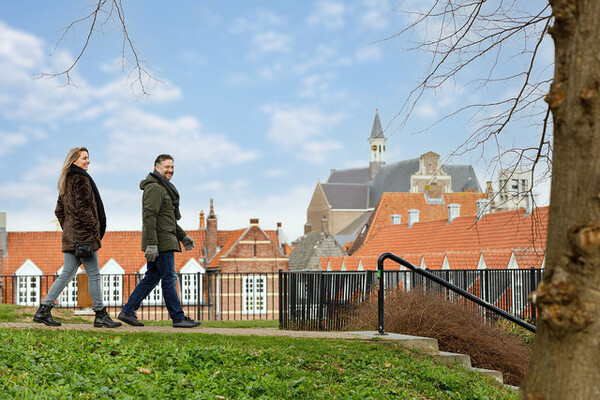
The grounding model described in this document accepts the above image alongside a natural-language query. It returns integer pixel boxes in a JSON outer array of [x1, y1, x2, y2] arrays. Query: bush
[[350, 288, 532, 386]]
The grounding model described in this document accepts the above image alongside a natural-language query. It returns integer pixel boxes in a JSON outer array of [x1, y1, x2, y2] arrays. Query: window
[[243, 275, 267, 315], [181, 274, 198, 305], [511, 179, 519, 193], [180, 259, 205, 306], [17, 276, 40, 306], [100, 259, 124, 307], [14, 259, 42, 306], [102, 275, 123, 306], [521, 179, 528, 192]]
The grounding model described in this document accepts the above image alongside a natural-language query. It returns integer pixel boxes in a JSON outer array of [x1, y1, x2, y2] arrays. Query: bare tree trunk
[[522, 1, 600, 398]]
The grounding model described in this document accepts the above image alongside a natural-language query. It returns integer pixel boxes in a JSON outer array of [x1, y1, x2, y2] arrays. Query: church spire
[[370, 108, 384, 139], [369, 109, 386, 180]]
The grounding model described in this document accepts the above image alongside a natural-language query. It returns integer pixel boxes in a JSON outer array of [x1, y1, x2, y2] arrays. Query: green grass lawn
[[0, 327, 517, 399], [0, 304, 279, 329]]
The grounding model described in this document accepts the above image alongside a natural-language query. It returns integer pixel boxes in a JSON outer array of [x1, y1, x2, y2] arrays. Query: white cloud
[[231, 9, 285, 34], [359, 0, 392, 30], [264, 168, 286, 178], [262, 104, 344, 163], [292, 45, 338, 75], [199, 184, 314, 242], [0, 22, 44, 68], [0, 131, 28, 156], [414, 100, 438, 119], [307, 1, 346, 29], [252, 31, 292, 53], [102, 109, 258, 173], [355, 46, 382, 63]]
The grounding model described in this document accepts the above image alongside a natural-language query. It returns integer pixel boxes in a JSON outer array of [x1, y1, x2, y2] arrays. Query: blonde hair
[[58, 147, 89, 195]]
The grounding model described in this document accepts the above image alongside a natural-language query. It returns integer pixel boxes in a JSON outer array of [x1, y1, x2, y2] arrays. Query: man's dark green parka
[[140, 174, 186, 252]]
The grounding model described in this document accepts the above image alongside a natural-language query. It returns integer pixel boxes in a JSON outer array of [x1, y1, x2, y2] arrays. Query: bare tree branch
[[384, 1, 553, 186], [38, 0, 157, 96]]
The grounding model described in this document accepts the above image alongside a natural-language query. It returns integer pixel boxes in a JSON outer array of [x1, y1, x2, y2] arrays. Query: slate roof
[[443, 165, 482, 192], [322, 154, 482, 211], [367, 159, 420, 208], [321, 183, 369, 209], [370, 110, 385, 139], [327, 167, 370, 184], [289, 231, 345, 271]]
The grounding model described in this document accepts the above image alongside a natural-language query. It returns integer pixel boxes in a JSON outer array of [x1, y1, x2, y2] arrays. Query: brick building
[[305, 110, 482, 238], [0, 201, 289, 319]]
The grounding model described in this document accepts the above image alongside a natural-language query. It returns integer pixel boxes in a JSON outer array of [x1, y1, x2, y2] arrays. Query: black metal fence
[[280, 267, 543, 331], [279, 271, 379, 330], [1, 266, 543, 329], [0, 271, 280, 321]]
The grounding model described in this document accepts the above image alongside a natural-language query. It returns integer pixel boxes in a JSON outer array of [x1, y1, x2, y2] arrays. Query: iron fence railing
[[376, 253, 539, 333], [2, 265, 543, 330], [280, 265, 542, 331], [0, 271, 280, 321], [279, 270, 378, 331]]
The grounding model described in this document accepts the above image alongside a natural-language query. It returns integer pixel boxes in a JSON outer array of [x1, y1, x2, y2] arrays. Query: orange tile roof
[[4, 226, 283, 276], [355, 207, 548, 259], [318, 207, 547, 272], [349, 191, 487, 253], [444, 252, 482, 270], [421, 253, 445, 269]]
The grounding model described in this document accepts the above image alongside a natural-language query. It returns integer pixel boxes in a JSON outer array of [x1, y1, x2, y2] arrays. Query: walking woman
[[33, 147, 121, 328]]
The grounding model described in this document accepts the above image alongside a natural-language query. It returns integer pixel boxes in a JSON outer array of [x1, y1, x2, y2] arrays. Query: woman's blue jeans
[[121, 251, 184, 323], [43, 252, 104, 311]]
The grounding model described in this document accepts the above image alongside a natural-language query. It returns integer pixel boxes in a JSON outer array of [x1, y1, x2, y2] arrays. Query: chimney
[[476, 199, 489, 220], [524, 194, 534, 216], [199, 210, 205, 229], [304, 223, 312, 234], [408, 209, 420, 228], [486, 181, 496, 211], [391, 214, 402, 225], [0, 212, 6, 258], [447, 203, 461, 224], [321, 215, 328, 232], [250, 218, 259, 226], [206, 199, 218, 261], [276, 222, 287, 248]]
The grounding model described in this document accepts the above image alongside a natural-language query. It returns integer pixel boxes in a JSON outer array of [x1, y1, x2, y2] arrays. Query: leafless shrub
[[350, 288, 531, 386]]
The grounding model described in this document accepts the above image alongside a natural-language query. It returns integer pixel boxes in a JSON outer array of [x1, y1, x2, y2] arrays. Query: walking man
[[118, 154, 201, 328]]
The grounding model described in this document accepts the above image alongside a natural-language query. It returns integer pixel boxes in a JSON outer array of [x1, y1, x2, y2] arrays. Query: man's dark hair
[[154, 154, 174, 167]]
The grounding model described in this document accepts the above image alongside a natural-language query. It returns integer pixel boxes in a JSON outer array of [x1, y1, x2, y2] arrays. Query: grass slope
[[0, 328, 517, 399]]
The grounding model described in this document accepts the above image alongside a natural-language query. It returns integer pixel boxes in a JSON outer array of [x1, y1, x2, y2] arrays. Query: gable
[[15, 259, 43, 276], [180, 258, 205, 274], [101, 258, 125, 274]]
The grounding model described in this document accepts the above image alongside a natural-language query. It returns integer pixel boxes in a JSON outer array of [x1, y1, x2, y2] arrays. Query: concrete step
[[472, 367, 504, 385], [347, 331, 440, 355], [436, 351, 472, 369], [344, 331, 507, 388]]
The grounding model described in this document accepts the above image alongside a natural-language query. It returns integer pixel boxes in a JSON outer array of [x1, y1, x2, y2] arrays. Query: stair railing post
[[377, 254, 387, 335]]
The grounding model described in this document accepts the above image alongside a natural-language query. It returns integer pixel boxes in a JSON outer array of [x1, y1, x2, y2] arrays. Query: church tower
[[369, 109, 386, 180]]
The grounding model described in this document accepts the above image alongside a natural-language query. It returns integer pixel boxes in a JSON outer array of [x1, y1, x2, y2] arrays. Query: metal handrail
[[377, 252, 536, 334]]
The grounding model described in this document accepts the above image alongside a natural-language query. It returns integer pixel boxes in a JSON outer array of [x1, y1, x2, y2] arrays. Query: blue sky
[[0, 1, 552, 241]]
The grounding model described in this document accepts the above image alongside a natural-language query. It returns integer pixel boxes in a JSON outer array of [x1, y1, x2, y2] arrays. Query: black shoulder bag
[[74, 241, 94, 258]]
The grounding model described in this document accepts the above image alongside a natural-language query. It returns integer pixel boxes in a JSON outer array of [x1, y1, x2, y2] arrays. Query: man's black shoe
[[172, 316, 201, 328], [118, 311, 145, 327]]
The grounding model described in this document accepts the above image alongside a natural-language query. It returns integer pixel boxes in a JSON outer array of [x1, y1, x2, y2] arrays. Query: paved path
[[0, 322, 438, 353]]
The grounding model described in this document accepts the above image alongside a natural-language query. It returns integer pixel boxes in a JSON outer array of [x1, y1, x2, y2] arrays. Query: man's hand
[[144, 245, 159, 262], [182, 235, 195, 251]]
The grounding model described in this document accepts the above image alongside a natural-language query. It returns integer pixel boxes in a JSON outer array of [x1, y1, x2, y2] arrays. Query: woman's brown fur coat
[[55, 174, 102, 252]]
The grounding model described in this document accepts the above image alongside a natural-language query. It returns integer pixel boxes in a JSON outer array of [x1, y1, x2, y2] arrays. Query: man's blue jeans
[[122, 251, 185, 323]]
